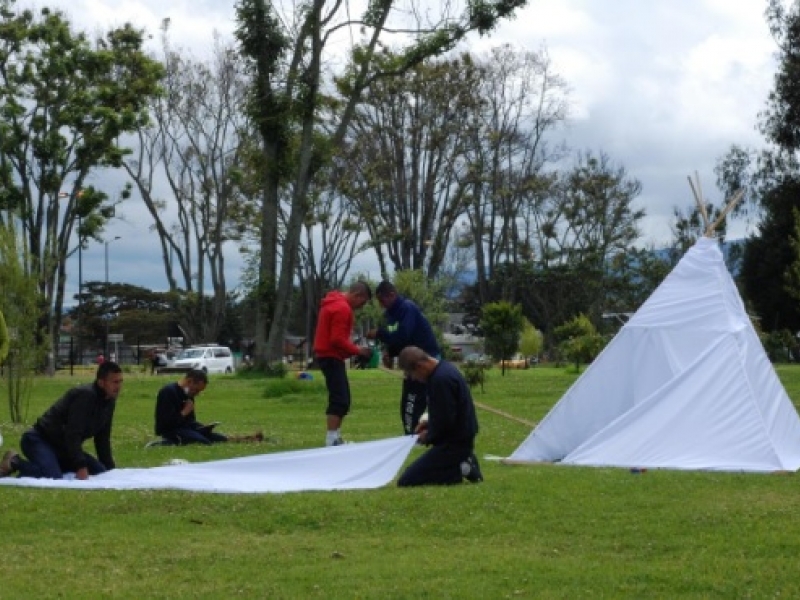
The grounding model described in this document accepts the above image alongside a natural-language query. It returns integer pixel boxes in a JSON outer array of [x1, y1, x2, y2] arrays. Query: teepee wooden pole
[[705, 189, 745, 236], [687, 172, 710, 230], [378, 365, 535, 427]]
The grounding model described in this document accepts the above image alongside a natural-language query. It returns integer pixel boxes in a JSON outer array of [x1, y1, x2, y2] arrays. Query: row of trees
[[0, 2, 163, 374], [0, 0, 651, 372], [732, 0, 800, 337], [0, 0, 536, 373], [8, 0, 800, 385]]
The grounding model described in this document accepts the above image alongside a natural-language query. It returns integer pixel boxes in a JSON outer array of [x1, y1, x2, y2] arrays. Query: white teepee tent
[[508, 232, 800, 472]]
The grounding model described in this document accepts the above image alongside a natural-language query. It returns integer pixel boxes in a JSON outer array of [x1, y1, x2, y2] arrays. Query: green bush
[[461, 363, 488, 392]]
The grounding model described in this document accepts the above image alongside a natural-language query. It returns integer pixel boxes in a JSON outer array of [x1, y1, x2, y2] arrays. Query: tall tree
[[73, 281, 177, 350], [124, 26, 248, 344], [462, 44, 569, 303], [537, 151, 643, 270], [0, 2, 163, 369], [298, 179, 368, 350], [735, 1, 800, 332], [234, 0, 528, 367], [741, 181, 800, 332], [337, 53, 481, 279], [0, 308, 7, 364], [485, 151, 644, 342]]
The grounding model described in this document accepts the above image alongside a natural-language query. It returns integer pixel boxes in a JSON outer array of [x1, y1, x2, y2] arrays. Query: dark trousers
[[319, 357, 351, 417], [163, 426, 228, 446], [18, 429, 107, 479], [397, 443, 472, 487], [401, 376, 429, 434]]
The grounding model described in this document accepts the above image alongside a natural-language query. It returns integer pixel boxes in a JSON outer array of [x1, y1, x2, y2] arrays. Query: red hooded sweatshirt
[[313, 291, 362, 360]]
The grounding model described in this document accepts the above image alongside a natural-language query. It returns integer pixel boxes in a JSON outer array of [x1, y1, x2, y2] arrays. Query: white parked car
[[172, 345, 235, 374], [463, 353, 491, 366]]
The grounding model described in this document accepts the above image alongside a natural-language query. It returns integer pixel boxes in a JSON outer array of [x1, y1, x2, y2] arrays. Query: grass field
[[2, 364, 800, 598]]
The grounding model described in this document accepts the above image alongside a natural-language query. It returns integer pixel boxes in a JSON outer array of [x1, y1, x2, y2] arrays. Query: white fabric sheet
[[509, 237, 800, 472], [0, 435, 417, 493]]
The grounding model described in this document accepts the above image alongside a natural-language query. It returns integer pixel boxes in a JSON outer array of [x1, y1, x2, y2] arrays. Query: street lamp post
[[104, 236, 121, 358]]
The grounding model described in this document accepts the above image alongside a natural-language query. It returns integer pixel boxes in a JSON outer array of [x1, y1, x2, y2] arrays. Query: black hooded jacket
[[33, 382, 116, 472]]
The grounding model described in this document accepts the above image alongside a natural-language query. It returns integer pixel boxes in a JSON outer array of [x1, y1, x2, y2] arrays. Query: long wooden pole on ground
[[377, 365, 536, 428]]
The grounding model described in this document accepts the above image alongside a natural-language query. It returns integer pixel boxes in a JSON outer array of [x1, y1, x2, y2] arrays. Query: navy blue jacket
[[155, 382, 199, 435], [425, 360, 479, 447], [376, 295, 440, 357]]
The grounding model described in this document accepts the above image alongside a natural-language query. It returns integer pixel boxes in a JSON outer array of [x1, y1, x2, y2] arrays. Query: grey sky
[[37, 0, 777, 295]]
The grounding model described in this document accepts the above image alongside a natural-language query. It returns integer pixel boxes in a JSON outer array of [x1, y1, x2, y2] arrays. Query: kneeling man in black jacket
[[397, 346, 482, 487], [1, 361, 123, 480]]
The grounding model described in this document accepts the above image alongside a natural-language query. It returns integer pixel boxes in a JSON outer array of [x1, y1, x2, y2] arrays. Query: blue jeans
[[18, 429, 107, 479]]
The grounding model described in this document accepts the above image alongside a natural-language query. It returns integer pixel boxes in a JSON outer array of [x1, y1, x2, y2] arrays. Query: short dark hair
[[349, 280, 372, 301], [398, 346, 429, 372], [96, 361, 122, 380], [184, 369, 209, 384], [375, 280, 396, 298]]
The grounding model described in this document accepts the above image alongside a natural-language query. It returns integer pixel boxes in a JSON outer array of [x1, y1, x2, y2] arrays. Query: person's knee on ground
[[397, 446, 466, 487]]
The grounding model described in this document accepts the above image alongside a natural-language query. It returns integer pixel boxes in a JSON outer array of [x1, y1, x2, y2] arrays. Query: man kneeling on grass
[[396, 346, 482, 487], [155, 369, 263, 445], [1, 362, 123, 480]]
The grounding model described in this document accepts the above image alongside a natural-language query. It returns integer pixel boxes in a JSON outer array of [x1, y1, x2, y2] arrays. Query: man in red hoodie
[[313, 281, 374, 446]]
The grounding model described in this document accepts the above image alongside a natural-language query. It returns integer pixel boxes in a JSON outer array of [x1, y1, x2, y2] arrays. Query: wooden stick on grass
[[378, 365, 536, 428]]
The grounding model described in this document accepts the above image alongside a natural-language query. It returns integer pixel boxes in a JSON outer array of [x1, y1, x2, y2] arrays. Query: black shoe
[[461, 453, 483, 483]]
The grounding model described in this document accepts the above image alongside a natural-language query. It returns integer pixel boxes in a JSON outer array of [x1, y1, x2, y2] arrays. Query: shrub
[[461, 363, 488, 392]]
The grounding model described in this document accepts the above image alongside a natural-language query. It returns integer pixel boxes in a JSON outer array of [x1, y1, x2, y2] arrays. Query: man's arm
[[377, 304, 418, 354], [155, 385, 189, 434], [63, 389, 96, 472], [329, 307, 363, 357], [94, 404, 116, 471]]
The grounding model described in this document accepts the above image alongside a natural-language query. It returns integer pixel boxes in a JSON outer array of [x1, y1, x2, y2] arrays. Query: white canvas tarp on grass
[[0, 435, 417, 493], [508, 237, 800, 472]]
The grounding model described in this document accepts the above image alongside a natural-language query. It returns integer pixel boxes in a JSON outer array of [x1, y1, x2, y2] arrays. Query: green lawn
[[1, 365, 800, 598]]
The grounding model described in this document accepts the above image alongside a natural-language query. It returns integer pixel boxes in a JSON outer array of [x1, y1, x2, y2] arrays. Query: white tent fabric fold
[[0, 435, 417, 493], [509, 237, 800, 472]]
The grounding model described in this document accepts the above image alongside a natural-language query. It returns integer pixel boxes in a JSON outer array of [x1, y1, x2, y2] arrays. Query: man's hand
[[359, 346, 373, 358], [415, 419, 429, 445], [181, 399, 194, 416], [76, 467, 89, 480], [365, 329, 377, 340]]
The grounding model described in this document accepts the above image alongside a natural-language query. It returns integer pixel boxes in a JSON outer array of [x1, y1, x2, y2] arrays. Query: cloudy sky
[[36, 0, 778, 295]]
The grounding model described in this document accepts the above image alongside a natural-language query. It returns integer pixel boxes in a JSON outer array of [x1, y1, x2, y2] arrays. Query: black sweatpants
[[397, 443, 472, 487], [401, 376, 429, 434]]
